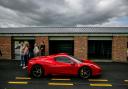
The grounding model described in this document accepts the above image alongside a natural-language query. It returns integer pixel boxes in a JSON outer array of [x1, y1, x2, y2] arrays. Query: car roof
[[50, 53, 68, 57]]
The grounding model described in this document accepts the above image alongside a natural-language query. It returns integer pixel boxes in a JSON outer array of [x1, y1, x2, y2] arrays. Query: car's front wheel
[[78, 66, 91, 79], [31, 65, 44, 78]]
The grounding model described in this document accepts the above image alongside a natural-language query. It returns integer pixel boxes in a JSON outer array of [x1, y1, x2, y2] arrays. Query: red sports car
[[27, 53, 102, 79]]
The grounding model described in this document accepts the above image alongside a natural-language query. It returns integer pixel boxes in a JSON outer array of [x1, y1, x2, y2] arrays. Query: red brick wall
[[35, 36, 49, 55], [0, 36, 12, 59], [74, 36, 88, 59], [112, 36, 127, 62]]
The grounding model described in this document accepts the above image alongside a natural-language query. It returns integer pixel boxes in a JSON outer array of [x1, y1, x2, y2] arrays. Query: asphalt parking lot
[[0, 60, 128, 89]]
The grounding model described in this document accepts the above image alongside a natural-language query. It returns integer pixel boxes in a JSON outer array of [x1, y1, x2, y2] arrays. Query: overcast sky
[[0, 0, 128, 27]]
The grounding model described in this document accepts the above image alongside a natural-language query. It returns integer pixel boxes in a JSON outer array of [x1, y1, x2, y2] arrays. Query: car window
[[54, 56, 71, 63]]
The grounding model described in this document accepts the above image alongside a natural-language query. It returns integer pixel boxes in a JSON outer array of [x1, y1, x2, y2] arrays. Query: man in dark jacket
[[0, 49, 2, 56], [40, 41, 45, 56]]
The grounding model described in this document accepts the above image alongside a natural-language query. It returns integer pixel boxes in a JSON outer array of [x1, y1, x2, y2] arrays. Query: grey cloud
[[0, 0, 39, 13], [0, 0, 128, 27]]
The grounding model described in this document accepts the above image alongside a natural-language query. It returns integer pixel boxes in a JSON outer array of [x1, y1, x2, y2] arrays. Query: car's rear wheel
[[78, 66, 91, 79], [31, 65, 44, 78]]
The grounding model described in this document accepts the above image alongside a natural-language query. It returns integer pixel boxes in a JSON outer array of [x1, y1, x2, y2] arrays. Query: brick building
[[0, 27, 128, 62]]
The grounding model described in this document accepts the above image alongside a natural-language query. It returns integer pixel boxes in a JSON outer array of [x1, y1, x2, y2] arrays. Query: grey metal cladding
[[0, 27, 128, 34]]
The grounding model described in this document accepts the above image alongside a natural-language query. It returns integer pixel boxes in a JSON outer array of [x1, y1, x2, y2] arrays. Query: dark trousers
[[21, 55, 24, 65], [41, 51, 45, 56], [24, 54, 29, 66]]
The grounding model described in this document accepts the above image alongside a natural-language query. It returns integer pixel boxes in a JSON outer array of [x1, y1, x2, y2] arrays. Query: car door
[[52, 56, 76, 75]]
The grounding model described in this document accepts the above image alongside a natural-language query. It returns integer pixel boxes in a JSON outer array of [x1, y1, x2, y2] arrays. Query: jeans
[[21, 55, 25, 66], [24, 54, 29, 66]]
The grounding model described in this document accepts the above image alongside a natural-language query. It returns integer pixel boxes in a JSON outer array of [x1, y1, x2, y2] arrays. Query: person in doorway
[[0, 48, 2, 56], [127, 48, 128, 60], [33, 43, 40, 57], [40, 41, 45, 56], [28, 43, 34, 58], [23, 42, 29, 69], [20, 41, 24, 66]]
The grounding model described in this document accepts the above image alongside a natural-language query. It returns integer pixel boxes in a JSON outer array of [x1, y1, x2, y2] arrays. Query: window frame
[[54, 56, 73, 64]]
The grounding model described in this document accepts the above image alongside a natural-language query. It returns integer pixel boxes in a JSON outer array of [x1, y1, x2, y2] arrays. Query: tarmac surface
[[0, 60, 128, 89]]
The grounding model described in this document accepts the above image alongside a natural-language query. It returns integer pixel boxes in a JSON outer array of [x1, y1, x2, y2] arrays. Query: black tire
[[31, 65, 44, 78], [78, 66, 91, 79]]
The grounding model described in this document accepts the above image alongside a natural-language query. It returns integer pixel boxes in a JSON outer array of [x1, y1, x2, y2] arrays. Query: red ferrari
[[27, 53, 102, 79]]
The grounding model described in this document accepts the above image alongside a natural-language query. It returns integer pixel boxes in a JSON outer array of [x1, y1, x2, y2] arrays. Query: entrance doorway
[[49, 40, 74, 55], [88, 40, 112, 59], [13, 37, 35, 60]]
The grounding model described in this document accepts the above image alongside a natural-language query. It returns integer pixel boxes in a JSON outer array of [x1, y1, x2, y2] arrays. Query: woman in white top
[[23, 42, 29, 69], [33, 43, 40, 57]]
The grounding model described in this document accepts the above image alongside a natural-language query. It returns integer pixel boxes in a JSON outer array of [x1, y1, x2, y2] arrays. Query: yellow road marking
[[48, 82, 73, 86], [90, 83, 112, 87], [16, 77, 31, 80], [89, 79, 108, 82], [8, 81, 28, 84], [124, 80, 128, 82], [51, 78, 71, 81]]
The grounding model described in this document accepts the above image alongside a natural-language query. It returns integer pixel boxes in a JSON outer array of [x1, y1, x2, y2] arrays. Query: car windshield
[[69, 55, 83, 63]]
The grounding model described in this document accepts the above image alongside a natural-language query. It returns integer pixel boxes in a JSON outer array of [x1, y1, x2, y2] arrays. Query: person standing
[[33, 43, 40, 57], [40, 41, 45, 56], [127, 48, 128, 60], [0, 48, 2, 56], [23, 42, 29, 69], [20, 41, 24, 66], [28, 43, 34, 58]]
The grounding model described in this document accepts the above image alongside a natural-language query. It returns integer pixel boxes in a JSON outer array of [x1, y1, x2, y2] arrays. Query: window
[[54, 56, 71, 63]]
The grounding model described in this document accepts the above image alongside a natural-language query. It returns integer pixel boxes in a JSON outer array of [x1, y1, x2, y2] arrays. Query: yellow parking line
[[48, 82, 74, 86], [90, 83, 112, 87], [124, 80, 128, 82], [16, 77, 31, 80], [51, 78, 71, 81], [88, 79, 108, 82], [8, 81, 28, 84]]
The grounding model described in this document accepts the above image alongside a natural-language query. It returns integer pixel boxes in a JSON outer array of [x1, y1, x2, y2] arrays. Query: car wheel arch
[[78, 65, 92, 71]]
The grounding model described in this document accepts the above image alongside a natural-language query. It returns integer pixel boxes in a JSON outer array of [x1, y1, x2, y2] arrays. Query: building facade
[[0, 27, 128, 62]]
